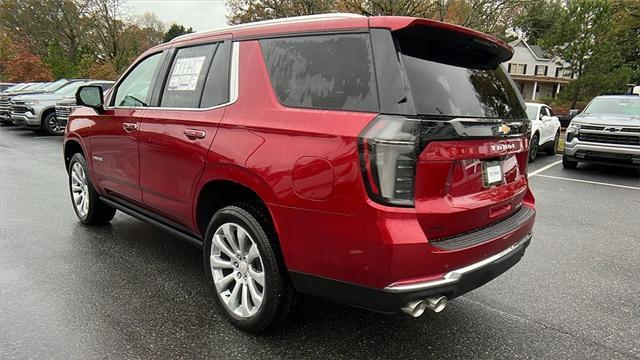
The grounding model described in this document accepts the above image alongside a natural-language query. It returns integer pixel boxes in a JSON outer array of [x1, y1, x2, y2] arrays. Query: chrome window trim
[[384, 233, 532, 293], [106, 42, 239, 112]]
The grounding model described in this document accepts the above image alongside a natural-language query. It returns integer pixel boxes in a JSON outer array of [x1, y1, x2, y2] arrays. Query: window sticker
[[167, 56, 206, 91]]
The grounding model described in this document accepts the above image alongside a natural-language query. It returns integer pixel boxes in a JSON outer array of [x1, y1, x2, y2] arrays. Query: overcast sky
[[126, 0, 228, 31]]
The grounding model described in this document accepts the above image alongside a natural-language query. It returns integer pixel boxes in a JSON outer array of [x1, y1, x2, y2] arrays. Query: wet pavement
[[1, 126, 639, 359]]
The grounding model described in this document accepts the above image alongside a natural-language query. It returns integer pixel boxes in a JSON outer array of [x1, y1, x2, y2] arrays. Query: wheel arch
[[63, 138, 86, 171], [40, 106, 56, 122], [193, 166, 279, 239]]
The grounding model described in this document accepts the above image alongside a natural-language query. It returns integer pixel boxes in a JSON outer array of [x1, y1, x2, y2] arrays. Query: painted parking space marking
[[533, 174, 640, 190], [528, 160, 562, 176]]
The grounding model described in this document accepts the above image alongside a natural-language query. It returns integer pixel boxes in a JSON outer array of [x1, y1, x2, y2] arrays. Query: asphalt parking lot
[[1, 126, 639, 359]]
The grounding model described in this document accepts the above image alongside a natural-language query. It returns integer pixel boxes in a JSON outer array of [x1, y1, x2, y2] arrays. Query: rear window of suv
[[260, 34, 378, 112], [395, 28, 527, 119]]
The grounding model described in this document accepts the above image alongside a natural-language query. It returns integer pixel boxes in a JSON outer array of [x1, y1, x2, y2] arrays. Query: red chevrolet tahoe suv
[[64, 14, 535, 333]]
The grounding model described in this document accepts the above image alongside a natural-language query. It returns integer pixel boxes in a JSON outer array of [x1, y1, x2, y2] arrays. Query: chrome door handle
[[183, 129, 206, 139], [122, 122, 138, 131]]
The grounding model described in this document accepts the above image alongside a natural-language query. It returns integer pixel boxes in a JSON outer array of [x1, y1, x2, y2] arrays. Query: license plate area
[[482, 160, 503, 187]]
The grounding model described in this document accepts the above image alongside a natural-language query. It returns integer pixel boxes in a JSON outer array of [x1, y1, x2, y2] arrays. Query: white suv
[[525, 102, 562, 162]]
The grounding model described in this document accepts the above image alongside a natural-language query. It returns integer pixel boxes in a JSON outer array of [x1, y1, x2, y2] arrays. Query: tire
[[529, 133, 540, 163], [203, 203, 298, 333], [562, 154, 578, 169], [42, 111, 64, 136], [545, 131, 560, 155], [68, 153, 116, 225]]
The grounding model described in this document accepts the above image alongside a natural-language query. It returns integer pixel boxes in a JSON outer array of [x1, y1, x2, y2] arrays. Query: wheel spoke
[[71, 171, 82, 185], [222, 224, 240, 254], [210, 255, 233, 269], [247, 277, 263, 305], [214, 272, 235, 289], [249, 268, 264, 286], [247, 243, 260, 262], [237, 229, 248, 254], [213, 234, 235, 259], [71, 184, 82, 192], [227, 281, 241, 308], [241, 283, 251, 316]]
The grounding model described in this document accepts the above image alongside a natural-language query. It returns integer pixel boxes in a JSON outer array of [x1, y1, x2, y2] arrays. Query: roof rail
[[172, 13, 366, 42]]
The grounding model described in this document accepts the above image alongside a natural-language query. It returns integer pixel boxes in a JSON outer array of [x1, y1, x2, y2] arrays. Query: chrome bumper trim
[[384, 233, 532, 293]]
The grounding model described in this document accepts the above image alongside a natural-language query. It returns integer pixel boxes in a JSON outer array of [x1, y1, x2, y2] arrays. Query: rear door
[[90, 52, 164, 204], [137, 38, 233, 227]]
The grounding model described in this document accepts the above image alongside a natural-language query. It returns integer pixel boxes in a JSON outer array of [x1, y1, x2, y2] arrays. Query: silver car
[[10, 80, 113, 135], [563, 95, 640, 169]]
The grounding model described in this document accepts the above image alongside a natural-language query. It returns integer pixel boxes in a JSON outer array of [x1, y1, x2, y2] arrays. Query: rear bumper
[[290, 233, 531, 313]]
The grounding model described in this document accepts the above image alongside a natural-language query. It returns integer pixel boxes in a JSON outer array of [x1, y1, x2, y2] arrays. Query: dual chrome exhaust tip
[[401, 296, 448, 317]]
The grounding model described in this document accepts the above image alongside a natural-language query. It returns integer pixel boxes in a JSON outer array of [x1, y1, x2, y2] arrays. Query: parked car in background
[[0, 83, 16, 92], [1, 83, 31, 94], [563, 95, 640, 169], [10, 80, 112, 135], [55, 81, 114, 133], [525, 102, 561, 162], [65, 14, 535, 333], [0, 81, 67, 125]]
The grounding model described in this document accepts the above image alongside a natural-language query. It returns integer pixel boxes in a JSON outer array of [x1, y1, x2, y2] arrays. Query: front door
[[89, 52, 164, 204]]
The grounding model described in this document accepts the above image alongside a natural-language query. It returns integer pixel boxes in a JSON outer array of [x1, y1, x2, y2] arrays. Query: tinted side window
[[260, 34, 378, 112], [161, 44, 218, 108], [113, 53, 162, 107], [201, 41, 231, 108]]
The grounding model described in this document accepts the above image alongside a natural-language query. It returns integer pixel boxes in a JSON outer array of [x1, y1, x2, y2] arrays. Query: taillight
[[358, 115, 422, 207]]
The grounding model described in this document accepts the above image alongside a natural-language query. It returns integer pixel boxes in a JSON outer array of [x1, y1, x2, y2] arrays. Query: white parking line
[[534, 174, 640, 190], [529, 160, 562, 176], [32, 136, 60, 139]]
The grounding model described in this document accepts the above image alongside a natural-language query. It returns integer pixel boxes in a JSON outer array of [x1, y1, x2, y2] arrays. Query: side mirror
[[568, 109, 579, 117], [541, 115, 552, 122], [76, 85, 104, 113]]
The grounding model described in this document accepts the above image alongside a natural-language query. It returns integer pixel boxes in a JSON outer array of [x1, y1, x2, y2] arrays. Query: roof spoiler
[[370, 17, 513, 70]]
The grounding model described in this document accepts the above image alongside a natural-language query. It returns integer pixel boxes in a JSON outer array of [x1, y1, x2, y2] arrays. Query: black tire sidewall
[[203, 205, 285, 333]]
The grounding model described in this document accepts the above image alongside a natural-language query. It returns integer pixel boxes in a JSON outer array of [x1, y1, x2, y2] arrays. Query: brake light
[[358, 115, 423, 207]]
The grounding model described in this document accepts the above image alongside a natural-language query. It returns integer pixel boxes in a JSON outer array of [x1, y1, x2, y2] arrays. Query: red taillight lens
[[358, 115, 422, 207]]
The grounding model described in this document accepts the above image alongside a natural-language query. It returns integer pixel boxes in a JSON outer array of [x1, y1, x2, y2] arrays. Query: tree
[[0, 0, 90, 77], [163, 23, 194, 42], [540, 0, 636, 105], [512, 0, 563, 44], [226, 0, 529, 39], [4, 47, 53, 82], [227, 0, 340, 25]]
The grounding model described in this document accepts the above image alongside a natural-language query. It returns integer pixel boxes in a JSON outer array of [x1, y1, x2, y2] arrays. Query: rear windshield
[[583, 97, 640, 116], [394, 27, 527, 119], [401, 55, 526, 118]]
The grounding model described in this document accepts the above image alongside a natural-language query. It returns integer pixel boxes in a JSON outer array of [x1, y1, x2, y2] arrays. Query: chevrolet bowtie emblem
[[498, 124, 511, 135]]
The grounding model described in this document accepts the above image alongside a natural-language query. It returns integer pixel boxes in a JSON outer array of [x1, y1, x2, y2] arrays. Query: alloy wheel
[[70, 162, 89, 217], [210, 222, 265, 318], [48, 116, 64, 135]]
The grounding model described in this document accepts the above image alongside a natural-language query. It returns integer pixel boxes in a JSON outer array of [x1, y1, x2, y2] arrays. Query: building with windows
[[506, 39, 576, 101]]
